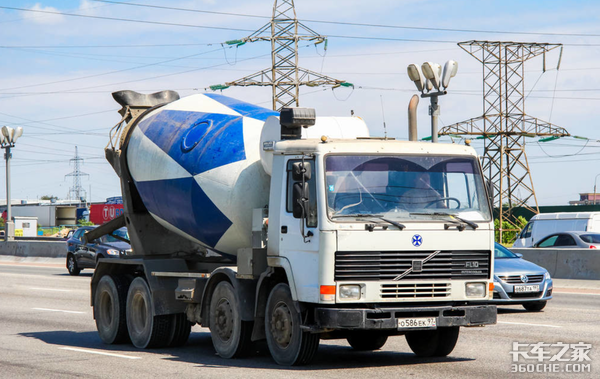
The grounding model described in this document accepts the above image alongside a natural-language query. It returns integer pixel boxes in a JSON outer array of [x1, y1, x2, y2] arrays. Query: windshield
[[494, 243, 518, 258], [100, 228, 129, 243], [325, 154, 491, 221]]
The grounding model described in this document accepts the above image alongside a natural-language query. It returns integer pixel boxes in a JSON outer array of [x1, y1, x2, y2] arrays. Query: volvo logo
[[412, 234, 423, 247], [520, 274, 529, 283], [393, 250, 441, 281]]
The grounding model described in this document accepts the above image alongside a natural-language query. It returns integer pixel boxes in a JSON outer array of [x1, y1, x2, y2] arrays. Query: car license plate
[[514, 284, 540, 293], [397, 317, 437, 329]]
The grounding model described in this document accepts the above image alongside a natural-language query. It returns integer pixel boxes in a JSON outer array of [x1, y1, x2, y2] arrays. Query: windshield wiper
[[409, 212, 478, 230], [363, 217, 406, 232], [378, 217, 406, 230]]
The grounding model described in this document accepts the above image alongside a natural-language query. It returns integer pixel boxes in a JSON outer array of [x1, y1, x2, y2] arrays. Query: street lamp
[[1, 126, 23, 241], [407, 60, 458, 143]]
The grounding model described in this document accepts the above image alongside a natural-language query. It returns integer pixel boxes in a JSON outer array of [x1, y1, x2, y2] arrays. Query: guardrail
[[510, 248, 600, 280]]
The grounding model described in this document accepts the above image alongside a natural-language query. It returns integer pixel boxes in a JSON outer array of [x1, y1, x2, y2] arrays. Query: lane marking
[[29, 287, 71, 292], [497, 321, 561, 328], [32, 308, 86, 314], [60, 347, 141, 360]]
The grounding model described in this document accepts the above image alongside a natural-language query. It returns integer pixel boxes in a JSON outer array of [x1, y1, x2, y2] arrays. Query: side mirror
[[292, 182, 309, 218], [515, 253, 523, 258], [486, 179, 494, 209], [292, 161, 311, 181]]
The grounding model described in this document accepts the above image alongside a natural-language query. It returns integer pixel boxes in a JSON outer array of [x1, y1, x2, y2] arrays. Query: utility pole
[[65, 146, 89, 204], [1, 126, 23, 241], [216, 0, 351, 111], [439, 41, 570, 242]]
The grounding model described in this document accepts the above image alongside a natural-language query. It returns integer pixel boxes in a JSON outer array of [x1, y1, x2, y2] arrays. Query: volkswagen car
[[491, 242, 553, 311]]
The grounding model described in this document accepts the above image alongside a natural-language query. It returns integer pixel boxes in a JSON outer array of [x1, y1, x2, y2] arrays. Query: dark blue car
[[66, 226, 131, 276]]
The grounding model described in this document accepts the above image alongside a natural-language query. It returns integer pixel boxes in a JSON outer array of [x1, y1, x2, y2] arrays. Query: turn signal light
[[320, 285, 336, 295]]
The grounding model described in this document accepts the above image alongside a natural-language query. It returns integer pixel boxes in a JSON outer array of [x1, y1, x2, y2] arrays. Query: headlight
[[106, 249, 120, 256], [545, 272, 551, 280], [339, 285, 361, 300], [465, 282, 486, 298]]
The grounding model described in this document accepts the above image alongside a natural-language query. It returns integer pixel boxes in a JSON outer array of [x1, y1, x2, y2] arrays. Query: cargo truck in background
[[87, 90, 496, 366]]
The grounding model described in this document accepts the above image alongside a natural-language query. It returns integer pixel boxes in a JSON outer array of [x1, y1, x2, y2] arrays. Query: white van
[[512, 212, 600, 248]]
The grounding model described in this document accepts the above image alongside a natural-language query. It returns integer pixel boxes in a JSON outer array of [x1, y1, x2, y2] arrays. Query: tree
[[494, 216, 528, 244], [77, 218, 94, 226], [40, 195, 57, 201]]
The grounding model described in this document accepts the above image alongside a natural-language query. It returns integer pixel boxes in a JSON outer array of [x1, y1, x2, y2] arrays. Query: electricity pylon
[[222, 0, 350, 111], [65, 146, 89, 202], [439, 41, 570, 242]]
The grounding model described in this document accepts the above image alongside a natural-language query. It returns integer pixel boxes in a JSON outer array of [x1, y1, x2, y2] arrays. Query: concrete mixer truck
[[87, 90, 496, 366]]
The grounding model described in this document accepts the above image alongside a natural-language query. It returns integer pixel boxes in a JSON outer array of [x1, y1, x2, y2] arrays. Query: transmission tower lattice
[[439, 41, 570, 241], [224, 0, 349, 111], [65, 146, 89, 202]]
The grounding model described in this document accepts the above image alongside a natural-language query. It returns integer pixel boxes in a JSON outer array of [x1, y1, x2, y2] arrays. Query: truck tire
[[67, 254, 80, 276], [126, 277, 172, 349], [95, 275, 130, 344], [405, 326, 460, 357], [265, 283, 319, 365], [209, 281, 252, 358], [523, 301, 546, 312], [347, 332, 388, 351], [168, 313, 192, 347]]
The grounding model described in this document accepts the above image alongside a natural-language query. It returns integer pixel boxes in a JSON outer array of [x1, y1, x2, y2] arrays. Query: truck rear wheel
[[347, 331, 388, 351], [126, 277, 172, 349], [405, 326, 460, 357], [168, 313, 192, 347], [95, 275, 130, 344], [265, 283, 319, 366], [209, 281, 252, 358]]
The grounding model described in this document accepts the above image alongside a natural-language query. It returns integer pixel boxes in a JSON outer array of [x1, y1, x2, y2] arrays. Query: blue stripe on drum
[[204, 93, 279, 121], [136, 110, 245, 176], [135, 177, 231, 248]]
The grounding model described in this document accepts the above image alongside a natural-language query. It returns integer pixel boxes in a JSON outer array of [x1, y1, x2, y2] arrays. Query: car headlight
[[339, 285, 361, 300], [465, 282, 486, 298], [106, 249, 120, 256], [545, 272, 551, 280]]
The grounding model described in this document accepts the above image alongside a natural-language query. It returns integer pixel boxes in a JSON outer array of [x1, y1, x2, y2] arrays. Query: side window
[[555, 234, 576, 246], [286, 159, 317, 227], [538, 235, 558, 247], [73, 230, 84, 241], [521, 222, 533, 238]]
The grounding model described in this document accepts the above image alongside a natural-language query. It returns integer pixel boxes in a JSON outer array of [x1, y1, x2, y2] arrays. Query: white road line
[[32, 308, 86, 314], [554, 291, 600, 296], [497, 321, 561, 328], [29, 287, 71, 292], [60, 347, 141, 360]]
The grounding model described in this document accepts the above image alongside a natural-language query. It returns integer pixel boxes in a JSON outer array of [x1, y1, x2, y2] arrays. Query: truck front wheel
[[208, 281, 252, 358], [265, 283, 319, 365], [405, 326, 460, 357]]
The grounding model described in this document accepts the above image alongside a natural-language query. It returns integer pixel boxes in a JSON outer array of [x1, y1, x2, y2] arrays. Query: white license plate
[[397, 317, 437, 329], [514, 284, 540, 293]]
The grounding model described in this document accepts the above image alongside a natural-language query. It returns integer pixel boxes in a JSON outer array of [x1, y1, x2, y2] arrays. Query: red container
[[90, 204, 124, 225]]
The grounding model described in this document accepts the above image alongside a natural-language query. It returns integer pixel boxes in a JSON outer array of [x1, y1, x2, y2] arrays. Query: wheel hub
[[68, 257, 74, 271], [270, 301, 292, 348], [214, 298, 233, 341]]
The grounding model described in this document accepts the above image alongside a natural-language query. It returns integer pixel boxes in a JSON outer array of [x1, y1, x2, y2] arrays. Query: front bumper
[[314, 304, 496, 331], [490, 279, 553, 304]]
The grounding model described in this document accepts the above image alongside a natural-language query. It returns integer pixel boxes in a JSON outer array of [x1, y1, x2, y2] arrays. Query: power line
[[93, 0, 600, 38]]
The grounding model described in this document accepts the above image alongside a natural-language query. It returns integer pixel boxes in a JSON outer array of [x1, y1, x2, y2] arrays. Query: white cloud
[[24, 4, 66, 25]]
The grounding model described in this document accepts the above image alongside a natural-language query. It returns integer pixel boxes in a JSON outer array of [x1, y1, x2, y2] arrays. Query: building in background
[[569, 193, 600, 206]]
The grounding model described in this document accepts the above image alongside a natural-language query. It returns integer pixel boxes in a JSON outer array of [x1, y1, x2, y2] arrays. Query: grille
[[335, 250, 490, 281], [381, 283, 451, 299], [509, 291, 543, 299], [499, 275, 544, 284]]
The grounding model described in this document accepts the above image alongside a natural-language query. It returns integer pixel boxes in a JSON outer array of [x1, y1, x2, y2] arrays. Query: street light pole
[[594, 173, 600, 205], [1, 126, 23, 241]]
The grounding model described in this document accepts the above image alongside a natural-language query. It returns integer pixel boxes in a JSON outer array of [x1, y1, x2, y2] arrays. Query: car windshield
[[100, 228, 129, 243], [495, 243, 518, 258], [579, 234, 600, 243], [325, 154, 491, 221]]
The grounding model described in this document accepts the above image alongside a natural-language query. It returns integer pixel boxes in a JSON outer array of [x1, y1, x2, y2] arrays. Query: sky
[[0, 0, 599, 205]]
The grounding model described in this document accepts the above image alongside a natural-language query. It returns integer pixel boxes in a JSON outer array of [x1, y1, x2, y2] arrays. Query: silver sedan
[[534, 231, 600, 249], [491, 243, 553, 311]]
